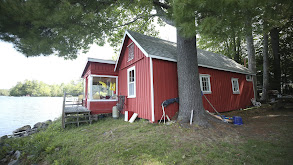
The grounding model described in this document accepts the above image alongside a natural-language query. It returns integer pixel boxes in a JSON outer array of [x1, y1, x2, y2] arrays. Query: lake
[[0, 96, 63, 137]]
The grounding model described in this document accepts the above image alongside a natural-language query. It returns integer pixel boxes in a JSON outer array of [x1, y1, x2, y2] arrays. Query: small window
[[128, 43, 134, 61], [127, 66, 136, 98], [91, 76, 117, 100], [200, 74, 211, 94], [231, 78, 240, 94], [246, 75, 252, 81]]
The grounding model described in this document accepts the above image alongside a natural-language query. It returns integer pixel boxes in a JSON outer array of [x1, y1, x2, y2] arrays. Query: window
[[128, 43, 134, 61], [200, 74, 211, 94], [127, 66, 136, 98], [231, 78, 240, 94], [246, 75, 252, 81], [88, 76, 117, 100]]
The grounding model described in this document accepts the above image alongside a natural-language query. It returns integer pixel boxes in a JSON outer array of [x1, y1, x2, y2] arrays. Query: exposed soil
[[217, 104, 293, 142]]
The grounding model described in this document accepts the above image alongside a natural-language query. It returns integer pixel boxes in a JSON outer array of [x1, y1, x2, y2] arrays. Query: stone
[[45, 120, 52, 124], [8, 150, 21, 165], [33, 122, 42, 129], [33, 120, 52, 130], [0, 158, 8, 163], [13, 150, 21, 160], [13, 125, 31, 134], [8, 159, 19, 165], [1, 135, 8, 140]]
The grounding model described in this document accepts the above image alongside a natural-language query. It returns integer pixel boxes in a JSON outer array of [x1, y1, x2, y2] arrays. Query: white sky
[[0, 24, 176, 89]]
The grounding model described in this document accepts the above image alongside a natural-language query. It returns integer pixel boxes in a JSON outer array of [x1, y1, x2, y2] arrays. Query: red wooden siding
[[117, 37, 152, 121], [152, 59, 179, 121], [199, 67, 254, 112], [150, 59, 253, 121], [83, 62, 118, 114], [89, 62, 117, 76], [88, 101, 117, 114]]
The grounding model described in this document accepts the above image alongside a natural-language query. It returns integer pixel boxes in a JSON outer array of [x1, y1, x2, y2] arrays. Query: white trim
[[88, 76, 93, 100], [91, 75, 118, 78], [127, 66, 136, 98], [88, 58, 115, 64], [127, 42, 134, 47], [87, 99, 118, 102], [246, 75, 252, 81], [149, 55, 177, 62], [83, 78, 86, 99], [150, 57, 155, 122], [88, 74, 118, 101], [149, 55, 253, 75], [199, 74, 212, 94], [82, 58, 115, 77], [114, 32, 128, 71], [231, 78, 240, 94], [127, 43, 135, 62], [114, 31, 150, 71], [126, 31, 149, 57], [198, 64, 254, 75]]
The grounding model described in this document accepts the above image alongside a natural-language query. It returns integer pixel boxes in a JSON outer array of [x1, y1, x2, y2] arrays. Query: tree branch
[[112, 14, 159, 29], [152, 0, 174, 26]]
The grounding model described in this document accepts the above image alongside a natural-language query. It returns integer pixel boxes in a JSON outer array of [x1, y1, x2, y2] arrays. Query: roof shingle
[[126, 30, 252, 75]]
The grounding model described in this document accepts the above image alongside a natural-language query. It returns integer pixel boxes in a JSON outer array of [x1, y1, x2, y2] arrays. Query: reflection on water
[[0, 96, 62, 136]]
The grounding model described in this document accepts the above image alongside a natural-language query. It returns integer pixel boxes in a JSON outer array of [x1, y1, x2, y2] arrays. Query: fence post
[[62, 92, 66, 129]]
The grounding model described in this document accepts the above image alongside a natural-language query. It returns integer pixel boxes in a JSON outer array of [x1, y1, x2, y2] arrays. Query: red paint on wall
[[82, 61, 119, 114], [152, 59, 179, 121], [88, 101, 117, 114], [117, 36, 152, 121], [199, 67, 254, 113]]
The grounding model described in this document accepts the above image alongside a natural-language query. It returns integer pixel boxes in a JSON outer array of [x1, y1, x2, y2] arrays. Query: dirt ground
[[217, 104, 293, 141]]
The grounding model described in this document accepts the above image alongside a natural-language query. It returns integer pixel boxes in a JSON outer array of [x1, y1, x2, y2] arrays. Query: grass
[[1, 114, 292, 165]]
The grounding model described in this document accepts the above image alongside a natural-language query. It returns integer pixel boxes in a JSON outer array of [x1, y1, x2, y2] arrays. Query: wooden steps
[[62, 92, 92, 128]]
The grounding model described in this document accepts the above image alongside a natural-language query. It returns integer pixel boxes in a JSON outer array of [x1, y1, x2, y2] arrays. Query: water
[[0, 96, 63, 136]]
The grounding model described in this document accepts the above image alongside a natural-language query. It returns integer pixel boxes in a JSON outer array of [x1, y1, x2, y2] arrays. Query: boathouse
[[82, 30, 254, 122]]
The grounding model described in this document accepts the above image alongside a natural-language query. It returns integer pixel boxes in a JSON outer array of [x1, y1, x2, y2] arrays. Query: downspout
[[150, 57, 155, 122]]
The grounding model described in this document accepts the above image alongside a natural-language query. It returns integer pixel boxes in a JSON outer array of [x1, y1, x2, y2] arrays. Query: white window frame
[[87, 75, 118, 102], [231, 78, 240, 94], [127, 42, 134, 62], [127, 66, 136, 98], [246, 75, 252, 81], [199, 74, 212, 94]]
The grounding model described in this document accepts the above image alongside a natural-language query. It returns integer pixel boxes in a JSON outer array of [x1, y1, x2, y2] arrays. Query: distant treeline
[[0, 80, 83, 97]]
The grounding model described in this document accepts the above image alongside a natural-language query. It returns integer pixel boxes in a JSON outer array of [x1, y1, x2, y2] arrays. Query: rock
[[33, 120, 52, 130], [13, 150, 21, 160], [8, 150, 21, 165], [45, 120, 52, 124], [13, 125, 31, 134], [33, 122, 42, 129], [0, 158, 8, 163], [8, 159, 19, 165], [1, 135, 8, 140]]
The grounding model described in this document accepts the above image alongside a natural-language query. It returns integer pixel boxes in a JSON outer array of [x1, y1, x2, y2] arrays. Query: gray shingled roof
[[126, 30, 252, 75]]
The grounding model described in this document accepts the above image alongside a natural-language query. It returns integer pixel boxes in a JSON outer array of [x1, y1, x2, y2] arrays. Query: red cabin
[[81, 58, 118, 114], [82, 30, 255, 122]]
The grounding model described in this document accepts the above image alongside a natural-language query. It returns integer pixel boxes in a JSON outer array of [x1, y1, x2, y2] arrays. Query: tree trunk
[[270, 27, 281, 92], [176, 30, 208, 126], [233, 36, 240, 63], [261, 33, 269, 101], [245, 18, 257, 100]]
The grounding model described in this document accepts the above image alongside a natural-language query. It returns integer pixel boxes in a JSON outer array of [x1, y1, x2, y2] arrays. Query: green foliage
[[0, 0, 158, 59], [9, 79, 84, 97], [0, 89, 9, 96]]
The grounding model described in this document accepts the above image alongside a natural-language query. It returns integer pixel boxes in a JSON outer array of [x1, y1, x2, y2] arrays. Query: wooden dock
[[62, 93, 92, 128]]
